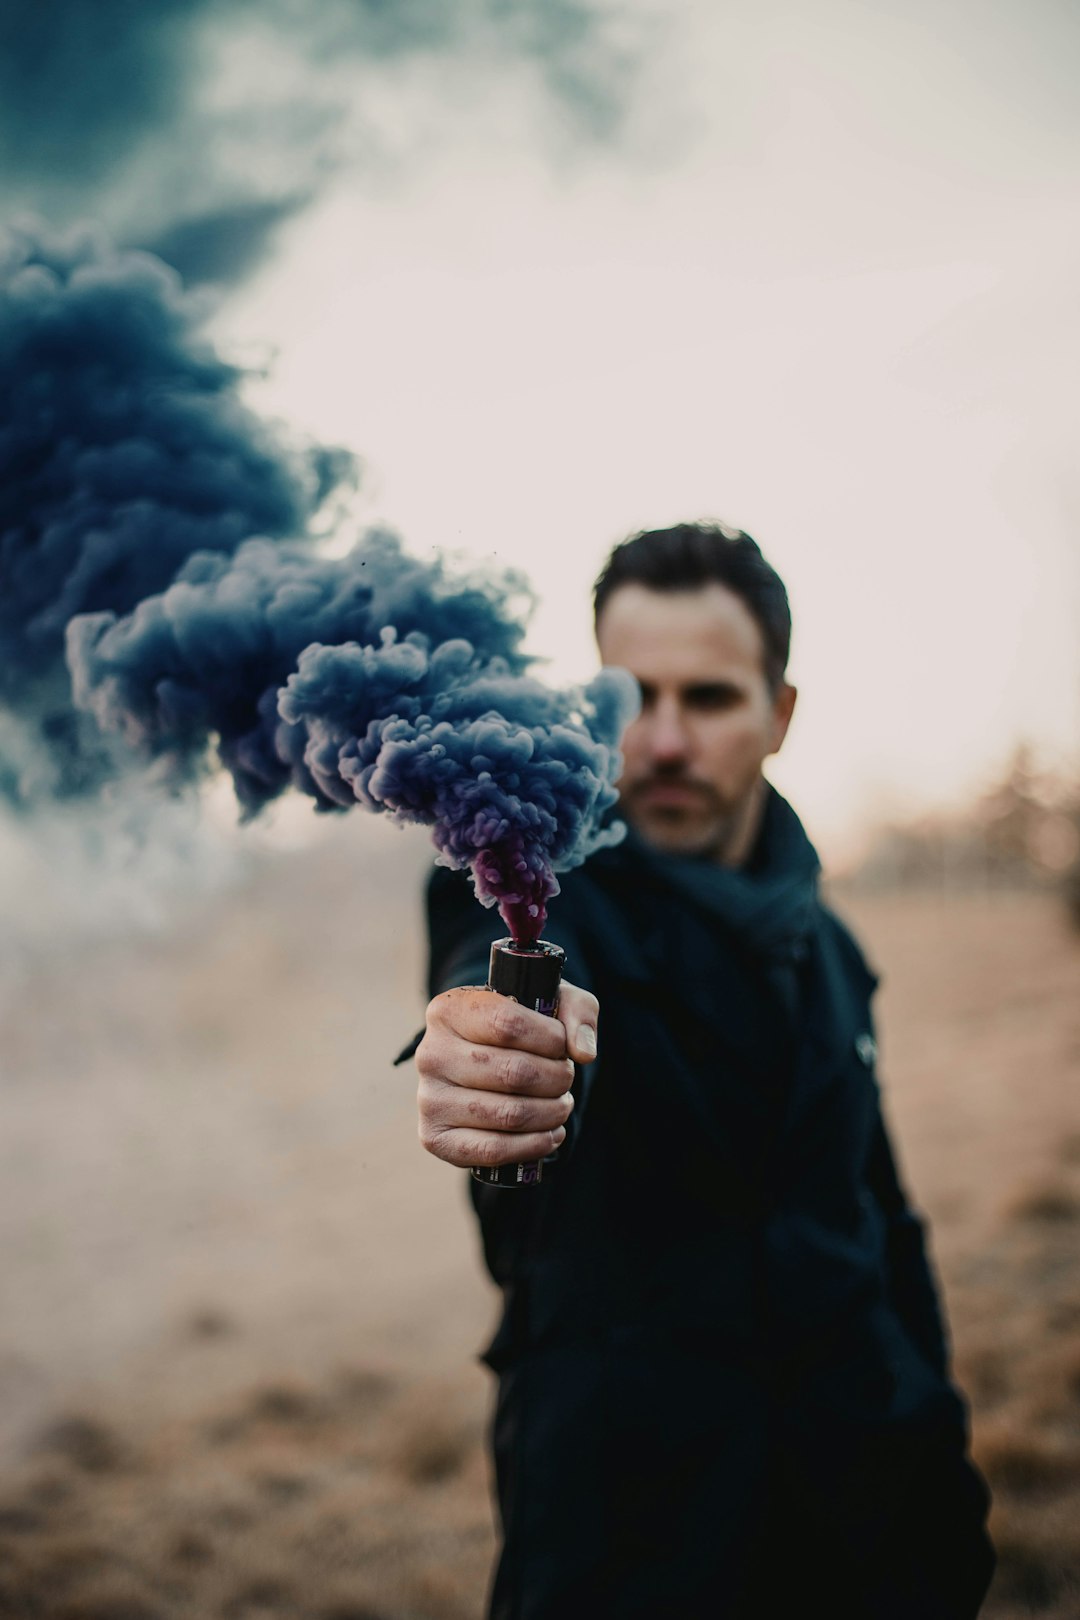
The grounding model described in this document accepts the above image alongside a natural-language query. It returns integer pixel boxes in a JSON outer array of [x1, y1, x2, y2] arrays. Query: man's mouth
[[631, 780, 713, 810]]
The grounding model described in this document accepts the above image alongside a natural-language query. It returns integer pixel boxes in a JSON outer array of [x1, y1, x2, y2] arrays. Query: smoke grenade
[[473, 937, 566, 1188]]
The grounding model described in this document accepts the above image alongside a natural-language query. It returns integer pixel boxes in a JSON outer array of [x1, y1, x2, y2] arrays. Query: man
[[415, 523, 994, 1619]]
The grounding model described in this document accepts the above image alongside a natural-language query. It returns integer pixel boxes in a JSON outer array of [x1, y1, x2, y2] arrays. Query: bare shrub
[[976, 1419, 1080, 1495], [382, 1383, 479, 1486], [35, 1417, 133, 1475], [988, 1497, 1080, 1615], [246, 1379, 326, 1427], [220, 1572, 298, 1618]]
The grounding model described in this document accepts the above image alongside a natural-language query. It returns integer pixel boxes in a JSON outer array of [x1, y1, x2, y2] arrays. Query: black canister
[[471, 937, 566, 1189]]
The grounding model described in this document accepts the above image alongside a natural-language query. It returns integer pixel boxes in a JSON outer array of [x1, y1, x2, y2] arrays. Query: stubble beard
[[621, 773, 765, 866]]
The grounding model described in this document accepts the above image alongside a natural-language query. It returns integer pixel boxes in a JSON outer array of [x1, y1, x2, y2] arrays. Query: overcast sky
[[6, 0, 1078, 859], [222, 0, 1079, 855]]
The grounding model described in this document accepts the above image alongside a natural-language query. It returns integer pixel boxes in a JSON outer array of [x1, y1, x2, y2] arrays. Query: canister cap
[[488, 937, 565, 1012], [491, 937, 566, 962]]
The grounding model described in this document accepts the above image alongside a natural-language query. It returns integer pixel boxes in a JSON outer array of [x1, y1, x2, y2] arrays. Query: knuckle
[[414, 1043, 434, 1080], [414, 1032, 443, 1080], [490, 1002, 527, 1044], [418, 1081, 447, 1127], [501, 1050, 539, 1093], [429, 987, 479, 1033], [493, 1095, 527, 1132], [426, 993, 453, 1030], [421, 1123, 469, 1167]]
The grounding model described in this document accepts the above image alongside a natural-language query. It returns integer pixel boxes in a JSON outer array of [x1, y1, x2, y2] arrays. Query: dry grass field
[[0, 818, 1078, 1619]]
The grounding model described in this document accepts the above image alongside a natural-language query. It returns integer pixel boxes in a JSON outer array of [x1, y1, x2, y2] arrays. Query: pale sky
[[215, 0, 1077, 860]]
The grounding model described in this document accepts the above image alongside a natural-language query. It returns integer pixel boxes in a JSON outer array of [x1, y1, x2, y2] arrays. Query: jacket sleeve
[[865, 1103, 951, 1379]]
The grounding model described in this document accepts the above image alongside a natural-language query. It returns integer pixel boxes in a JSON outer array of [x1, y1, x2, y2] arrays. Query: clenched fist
[[416, 982, 599, 1169]]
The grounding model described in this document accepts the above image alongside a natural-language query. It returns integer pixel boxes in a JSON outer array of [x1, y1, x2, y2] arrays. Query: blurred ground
[[0, 822, 1078, 1618]]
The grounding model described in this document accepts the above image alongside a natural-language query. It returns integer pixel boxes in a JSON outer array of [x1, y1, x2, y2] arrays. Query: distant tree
[[848, 744, 1080, 916]]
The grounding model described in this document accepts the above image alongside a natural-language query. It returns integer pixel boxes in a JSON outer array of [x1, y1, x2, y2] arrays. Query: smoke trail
[[0, 220, 352, 801], [68, 535, 634, 939]]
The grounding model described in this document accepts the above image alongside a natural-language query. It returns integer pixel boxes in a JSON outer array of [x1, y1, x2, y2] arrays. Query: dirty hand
[[416, 982, 599, 1168]]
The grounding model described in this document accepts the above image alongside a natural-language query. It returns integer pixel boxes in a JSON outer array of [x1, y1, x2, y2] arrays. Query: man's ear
[[769, 682, 797, 755]]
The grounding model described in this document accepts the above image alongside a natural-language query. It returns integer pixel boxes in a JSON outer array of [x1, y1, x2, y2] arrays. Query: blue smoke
[[69, 534, 635, 939], [3, 220, 636, 938], [0, 220, 352, 800], [68, 531, 533, 812]]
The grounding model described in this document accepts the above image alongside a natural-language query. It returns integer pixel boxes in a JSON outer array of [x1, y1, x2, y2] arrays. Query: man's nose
[[646, 698, 691, 765]]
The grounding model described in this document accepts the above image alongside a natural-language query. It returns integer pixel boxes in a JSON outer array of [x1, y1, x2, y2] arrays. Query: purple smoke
[[280, 639, 636, 939]]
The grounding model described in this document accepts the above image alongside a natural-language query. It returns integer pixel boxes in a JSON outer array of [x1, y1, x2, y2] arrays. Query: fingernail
[[577, 1025, 597, 1058], [561, 1091, 575, 1113], [551, 1125, 567, 1146]]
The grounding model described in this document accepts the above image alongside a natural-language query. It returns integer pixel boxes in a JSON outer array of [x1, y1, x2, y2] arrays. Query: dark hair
[[593, 521, 791, 691]]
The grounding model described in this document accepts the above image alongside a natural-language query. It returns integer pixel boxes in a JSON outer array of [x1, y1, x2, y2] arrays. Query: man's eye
[[685, 685, 740, 711]]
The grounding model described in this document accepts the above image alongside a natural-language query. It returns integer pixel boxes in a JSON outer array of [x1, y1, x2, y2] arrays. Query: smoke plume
[[279, 643, 635, 939], [68, 535, 635, 940], [66, 532, 531, 810], [0, 218, 634, 938], [0, 220, 352, 802]]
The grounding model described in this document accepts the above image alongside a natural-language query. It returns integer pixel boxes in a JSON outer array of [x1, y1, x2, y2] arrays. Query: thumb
[[558, 981, 599, 1065]]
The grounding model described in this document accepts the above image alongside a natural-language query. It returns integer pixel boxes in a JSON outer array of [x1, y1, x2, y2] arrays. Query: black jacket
[[427, 789, 993, 1619]]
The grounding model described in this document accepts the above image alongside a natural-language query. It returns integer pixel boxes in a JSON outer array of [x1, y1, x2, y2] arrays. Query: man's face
[[596, 582, 796, 862]]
